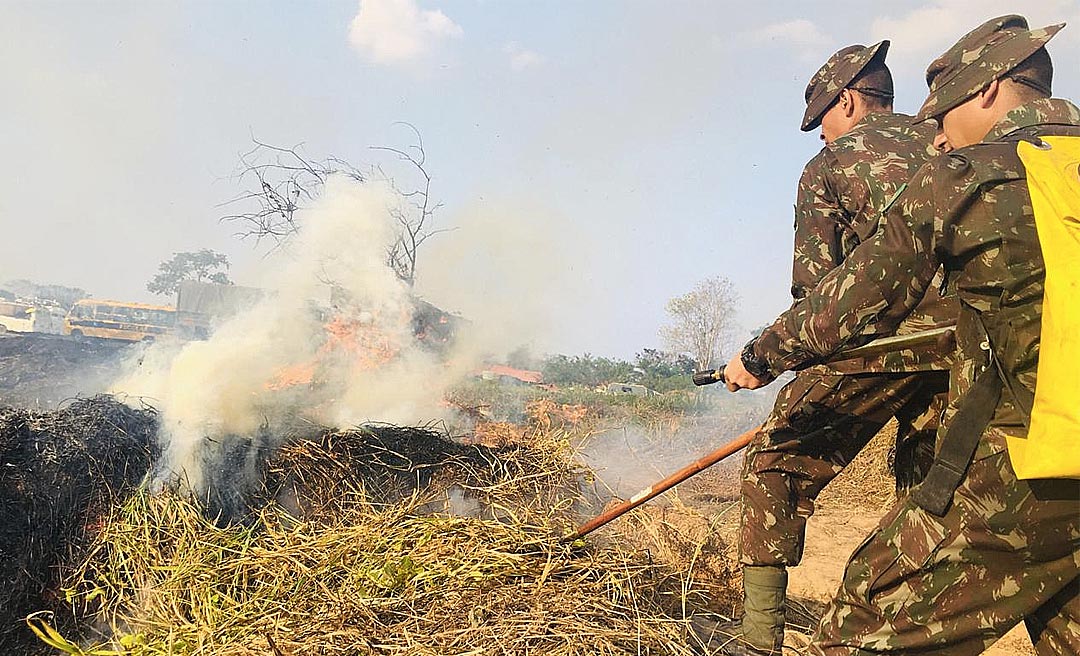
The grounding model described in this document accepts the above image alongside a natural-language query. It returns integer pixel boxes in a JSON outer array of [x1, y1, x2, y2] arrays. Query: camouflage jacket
[[754, 97, 1080, 434], [788, 111, 955, 373]]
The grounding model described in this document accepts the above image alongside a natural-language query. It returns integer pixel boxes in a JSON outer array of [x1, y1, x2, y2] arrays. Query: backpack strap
[[912, 314, 1002, 516], [912, 367, 1001, 516]]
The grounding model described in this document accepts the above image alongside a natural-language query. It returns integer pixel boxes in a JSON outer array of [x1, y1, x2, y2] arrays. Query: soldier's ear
[[839, 89, 856, 117], [980, 79, 1001, 109]]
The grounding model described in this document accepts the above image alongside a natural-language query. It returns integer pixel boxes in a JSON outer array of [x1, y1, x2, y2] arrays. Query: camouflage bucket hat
[[915, 15, 1065, 122], [801, 40, 891, 132]]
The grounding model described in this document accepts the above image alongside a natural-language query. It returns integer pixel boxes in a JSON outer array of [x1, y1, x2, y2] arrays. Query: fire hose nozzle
[[692, 369, 725, 386]]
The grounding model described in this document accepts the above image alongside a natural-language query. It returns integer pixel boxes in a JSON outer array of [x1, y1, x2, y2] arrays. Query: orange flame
[[266, 314, 401, 391]]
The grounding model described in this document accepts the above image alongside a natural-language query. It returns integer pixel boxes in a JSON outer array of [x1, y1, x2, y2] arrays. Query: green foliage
[[539, 349, 695, 392], [449, 347, 769, 433], [447, 376, 719, 432], [147, 249, 233, 297], [541, 354, 635, 388], [633, 348, 696, 392], [548, 386, 707, 416]]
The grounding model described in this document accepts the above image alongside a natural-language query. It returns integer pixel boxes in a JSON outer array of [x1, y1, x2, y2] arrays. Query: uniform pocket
[[760, 373, 844, 439], [856, 498, 952, 614], [782, 374, 846, 434]]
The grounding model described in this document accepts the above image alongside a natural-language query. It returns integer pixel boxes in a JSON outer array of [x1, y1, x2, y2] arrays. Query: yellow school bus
[[64, 299, 176, 342]]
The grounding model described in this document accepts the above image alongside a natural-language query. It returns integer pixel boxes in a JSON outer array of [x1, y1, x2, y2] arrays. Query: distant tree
[[634, 348, 696, 378], [632, 348, 697, 392], [538, 349, 695, 392], [147, 249, 233, 297], [36, 285, 90, 308], [659, 277, 740, 370], [1, 279, 89, 307], [219, 139, 364, 244], [371, 125, 448, 287], [220, 124, 447, 287]]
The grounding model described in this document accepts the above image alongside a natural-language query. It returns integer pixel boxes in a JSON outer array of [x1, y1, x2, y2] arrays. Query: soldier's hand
[[723, 352, 766, 392]]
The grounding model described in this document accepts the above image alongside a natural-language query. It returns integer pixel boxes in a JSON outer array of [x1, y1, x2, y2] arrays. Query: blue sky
[[2, 0, 1078, 358]]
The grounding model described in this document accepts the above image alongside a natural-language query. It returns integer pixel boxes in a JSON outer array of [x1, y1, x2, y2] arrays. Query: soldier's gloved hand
[[723, 351, 767, 392]]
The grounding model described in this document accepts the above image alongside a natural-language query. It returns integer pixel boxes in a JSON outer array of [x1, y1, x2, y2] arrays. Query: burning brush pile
[[8, 399, 737, 656], [5, 182, 742, 654]]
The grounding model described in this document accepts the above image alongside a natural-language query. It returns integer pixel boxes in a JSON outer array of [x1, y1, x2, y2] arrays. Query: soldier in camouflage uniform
[[727, 41, 956, 655], [725, 15, 1079, 656]]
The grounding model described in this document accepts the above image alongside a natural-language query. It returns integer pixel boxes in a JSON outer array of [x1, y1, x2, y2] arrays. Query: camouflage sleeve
[[753, 160, 942, 377], [790, 150, 851, 301]]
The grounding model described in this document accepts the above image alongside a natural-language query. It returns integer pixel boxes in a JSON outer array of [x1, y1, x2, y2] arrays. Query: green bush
[[540, 349, 696, 393]]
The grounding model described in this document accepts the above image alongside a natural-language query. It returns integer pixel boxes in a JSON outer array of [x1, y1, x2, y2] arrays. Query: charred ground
[[0, 333, 133, 409]]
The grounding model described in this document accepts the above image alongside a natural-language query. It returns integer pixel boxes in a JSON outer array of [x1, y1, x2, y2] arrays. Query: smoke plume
[[112, 178, 471, 497]]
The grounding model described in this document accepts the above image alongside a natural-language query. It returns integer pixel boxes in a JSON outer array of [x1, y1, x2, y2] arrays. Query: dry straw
[[34, 424, 734, 656]]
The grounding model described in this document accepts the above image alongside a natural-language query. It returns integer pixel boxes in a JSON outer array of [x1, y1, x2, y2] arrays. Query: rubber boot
[[739, 564, 787, 654]]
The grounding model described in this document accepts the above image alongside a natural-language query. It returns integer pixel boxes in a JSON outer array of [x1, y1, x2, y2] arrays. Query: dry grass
[[610, 499, 741, 617], [816, 420, 898, 513], [33, 425, 738, 656]]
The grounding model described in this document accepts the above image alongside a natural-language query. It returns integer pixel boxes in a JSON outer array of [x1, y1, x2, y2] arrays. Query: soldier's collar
[[834, 111, 906, 142], [985, 97, 1080, 142], [829, 111, 915, 150], [857, 110, 903, 127]]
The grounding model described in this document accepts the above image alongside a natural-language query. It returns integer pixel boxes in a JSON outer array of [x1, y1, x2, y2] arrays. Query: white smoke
[[112, 178, 465, 495], [414, 196, 595, 357]]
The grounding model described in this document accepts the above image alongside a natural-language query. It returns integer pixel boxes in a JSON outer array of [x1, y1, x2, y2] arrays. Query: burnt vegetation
[[0, 333, 132, 410], [0, 393, 597, 654], [0, 397, 156, 654]]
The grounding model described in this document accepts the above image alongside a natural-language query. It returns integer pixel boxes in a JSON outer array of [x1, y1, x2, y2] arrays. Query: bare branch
[[659, 277, 741, 369], [221, 127, 444, 288]]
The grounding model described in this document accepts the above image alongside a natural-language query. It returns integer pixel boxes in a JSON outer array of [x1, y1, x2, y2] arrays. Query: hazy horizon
[[3, 0, 1077, 359]]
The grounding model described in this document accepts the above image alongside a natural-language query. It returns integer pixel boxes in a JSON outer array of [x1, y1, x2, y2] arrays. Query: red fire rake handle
[[566, 426, 759, 541]]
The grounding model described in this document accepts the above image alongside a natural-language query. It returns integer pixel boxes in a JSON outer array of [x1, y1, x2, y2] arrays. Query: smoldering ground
[[110, 180, 443, 497], [103, 171, 779, 521]]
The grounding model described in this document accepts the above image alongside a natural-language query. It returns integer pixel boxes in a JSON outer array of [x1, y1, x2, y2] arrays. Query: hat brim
[[801, 40, 890, 132], [914, 23, 1063, 123]]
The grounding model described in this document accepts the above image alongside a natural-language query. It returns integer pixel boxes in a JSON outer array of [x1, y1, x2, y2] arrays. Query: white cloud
[[348, 0, 463, 65], [504, 42, 544, 71], [870, 1, 1080, 79], [870, 6, 971, 58]]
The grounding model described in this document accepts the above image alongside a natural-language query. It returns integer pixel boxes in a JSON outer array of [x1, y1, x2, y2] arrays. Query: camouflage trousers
[[810, 428, 1080, 655], [740, 370, 949, 567]]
